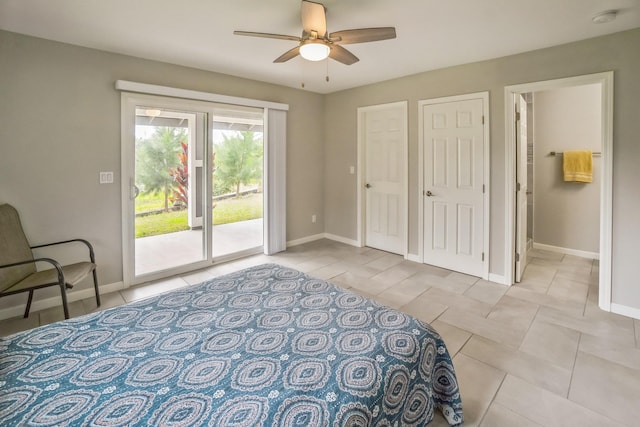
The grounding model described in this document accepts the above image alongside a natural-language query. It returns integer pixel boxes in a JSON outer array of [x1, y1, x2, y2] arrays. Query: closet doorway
[[504, 72, 613, 312]]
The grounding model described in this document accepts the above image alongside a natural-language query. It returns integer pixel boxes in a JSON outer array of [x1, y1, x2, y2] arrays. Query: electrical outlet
[[99, 171, 114, 184], [349, 166, 355, 174], [312, 214, 317, 223]]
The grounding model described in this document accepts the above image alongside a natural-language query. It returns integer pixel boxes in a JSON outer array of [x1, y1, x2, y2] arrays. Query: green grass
[[135, 210, 190, 238], [135, 193, 263, 238], [135, 192, 166, 213], [213, 195, 263, 225]]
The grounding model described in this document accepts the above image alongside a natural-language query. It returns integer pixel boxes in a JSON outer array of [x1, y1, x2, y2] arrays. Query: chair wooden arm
[[30, 239, 96, 263]]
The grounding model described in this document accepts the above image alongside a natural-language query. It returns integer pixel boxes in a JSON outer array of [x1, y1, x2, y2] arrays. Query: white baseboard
[[406, 253, 421, 263], [323, 233, 360, 247], [286, 233, 360, 249], [610, 303, 640, 321], [286, 233, 326, 247], [532, 242, 599, 260], [0, 281, 124, 321], [488, 273, 507, 285]]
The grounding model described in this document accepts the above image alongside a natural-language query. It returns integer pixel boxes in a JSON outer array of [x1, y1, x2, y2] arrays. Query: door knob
[[425, 190, 433, 197], [365, 183, 372, 189]]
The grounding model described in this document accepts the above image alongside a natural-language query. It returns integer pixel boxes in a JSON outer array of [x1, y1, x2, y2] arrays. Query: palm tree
[[136, 127, 187, 211], [214, 131, 263, 197]]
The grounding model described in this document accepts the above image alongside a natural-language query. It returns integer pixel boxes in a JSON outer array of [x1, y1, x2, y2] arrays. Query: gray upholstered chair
[[0, 204, 100, 320]]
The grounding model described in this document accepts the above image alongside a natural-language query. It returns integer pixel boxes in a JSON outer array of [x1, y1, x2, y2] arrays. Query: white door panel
[[363, 105, 407, 255], [422, 99, 485, 276]]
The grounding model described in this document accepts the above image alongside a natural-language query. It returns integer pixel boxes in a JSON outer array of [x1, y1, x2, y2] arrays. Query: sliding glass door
[[122, 96, 213, 284], [121, 94, 269, 285], [133, 107, 208, 276], [211, 106, 264, 259]]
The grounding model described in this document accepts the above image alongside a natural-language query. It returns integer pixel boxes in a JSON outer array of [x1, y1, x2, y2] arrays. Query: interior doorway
[[504, 72, 613, 312]]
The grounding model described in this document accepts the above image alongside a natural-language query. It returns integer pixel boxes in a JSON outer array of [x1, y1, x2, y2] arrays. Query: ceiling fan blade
[[301, 0, 327, 37], [234, 31, 301, 42], [330, 27, 397, 45], [329, 45, 359, 65], [274, 46, 301, 63]]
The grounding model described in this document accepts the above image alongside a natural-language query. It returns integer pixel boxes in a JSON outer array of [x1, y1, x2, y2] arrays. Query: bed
[[0, 263, 463, 426]]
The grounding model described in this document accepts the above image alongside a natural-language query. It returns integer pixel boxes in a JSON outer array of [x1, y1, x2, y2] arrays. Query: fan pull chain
[[326, 57, 330, 82]]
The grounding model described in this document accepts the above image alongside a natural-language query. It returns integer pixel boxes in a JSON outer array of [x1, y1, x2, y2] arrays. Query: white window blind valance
[[115, 80, 289, 111]]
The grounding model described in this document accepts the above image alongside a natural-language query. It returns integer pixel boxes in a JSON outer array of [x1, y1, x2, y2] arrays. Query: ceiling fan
[[233, 0, 396, 65]]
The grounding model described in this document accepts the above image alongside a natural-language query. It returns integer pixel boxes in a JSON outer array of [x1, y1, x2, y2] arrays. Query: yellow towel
[[563, 150, 593, 183]]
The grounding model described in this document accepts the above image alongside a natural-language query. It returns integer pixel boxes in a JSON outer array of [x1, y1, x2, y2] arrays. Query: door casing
[[503, 71, 614, 313], [515, 94, 528, 282]]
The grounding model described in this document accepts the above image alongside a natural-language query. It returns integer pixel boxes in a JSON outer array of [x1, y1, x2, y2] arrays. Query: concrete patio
[[135, 218, 263, 276]]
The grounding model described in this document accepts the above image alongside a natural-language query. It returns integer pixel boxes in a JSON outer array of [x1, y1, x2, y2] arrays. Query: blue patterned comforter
[[0, 264, 463, 426]]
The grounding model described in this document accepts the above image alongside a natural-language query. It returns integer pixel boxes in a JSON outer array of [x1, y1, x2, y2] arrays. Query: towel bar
[[549, 151, 601, 156]]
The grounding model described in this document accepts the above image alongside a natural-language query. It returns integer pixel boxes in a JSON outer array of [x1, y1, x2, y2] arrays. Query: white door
[[422, 98, 485, 276], [515, 95, 528, 282], [362, 103, 407, 255]]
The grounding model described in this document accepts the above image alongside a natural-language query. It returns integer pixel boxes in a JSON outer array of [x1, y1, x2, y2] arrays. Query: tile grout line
[[519, 303, 542, 350], [479, 374, 549, 427], [454, 331, 474, 357], [493, 401, 545, 427], [476, 372, 507, 426], [566, 332, 583, 399]]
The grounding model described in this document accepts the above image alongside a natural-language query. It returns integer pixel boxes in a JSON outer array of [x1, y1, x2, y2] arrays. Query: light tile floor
[[1, 239, 638, 426]]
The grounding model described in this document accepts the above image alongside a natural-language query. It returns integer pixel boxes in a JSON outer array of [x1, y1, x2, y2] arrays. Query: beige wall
[[2, 28, 640, 313], [324, 28, 640, 310], [0, 30, 325, 308], [533, 85, 601, 254]]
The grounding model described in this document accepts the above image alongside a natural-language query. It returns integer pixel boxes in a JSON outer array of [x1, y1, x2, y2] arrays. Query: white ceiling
[[1, 0, 639, 94]]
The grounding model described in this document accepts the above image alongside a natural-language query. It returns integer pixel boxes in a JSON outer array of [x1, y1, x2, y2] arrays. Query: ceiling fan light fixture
[[299, 40, 330, 61]]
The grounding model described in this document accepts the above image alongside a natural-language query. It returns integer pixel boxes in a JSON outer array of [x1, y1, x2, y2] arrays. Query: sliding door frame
[[119, 81, 289, 287], [121, 94, 216, 285]]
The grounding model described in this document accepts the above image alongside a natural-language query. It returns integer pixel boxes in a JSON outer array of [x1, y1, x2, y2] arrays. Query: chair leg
[[24, 290, 34, 318], [92, 269, 101, 307], [60, 284, 70, 319]]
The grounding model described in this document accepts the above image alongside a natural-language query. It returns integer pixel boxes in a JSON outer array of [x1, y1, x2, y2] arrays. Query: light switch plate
[[99, 171, 114, 184]]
